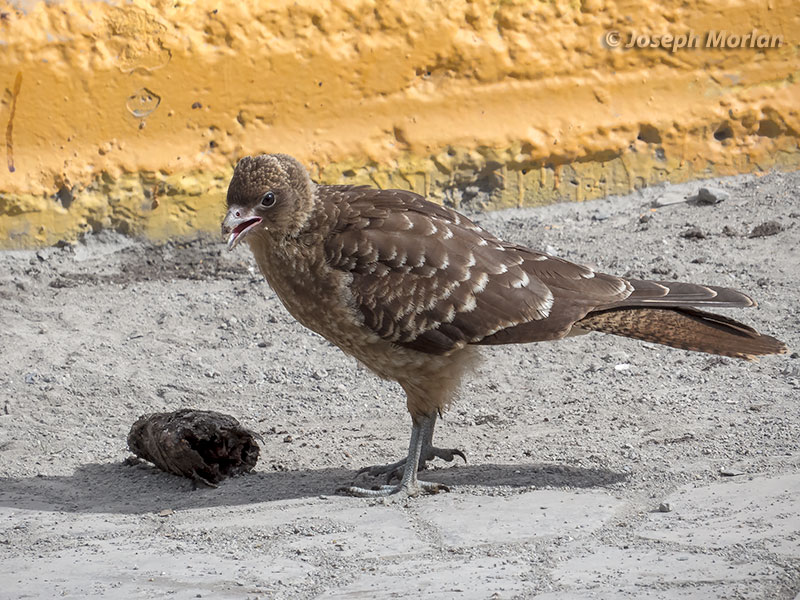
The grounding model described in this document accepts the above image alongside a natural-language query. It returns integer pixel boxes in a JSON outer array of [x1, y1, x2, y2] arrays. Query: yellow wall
[[1, 0, 798, 248]]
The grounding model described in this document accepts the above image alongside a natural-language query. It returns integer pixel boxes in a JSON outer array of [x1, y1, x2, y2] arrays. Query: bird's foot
[[337, 479, 449, 498], [355, 446, 466, 483], [342, 413, 455, 498]]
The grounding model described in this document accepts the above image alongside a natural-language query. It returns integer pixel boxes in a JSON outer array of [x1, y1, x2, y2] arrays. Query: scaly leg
[[354, 412, 466, 483], [338, 413, 450, 497]]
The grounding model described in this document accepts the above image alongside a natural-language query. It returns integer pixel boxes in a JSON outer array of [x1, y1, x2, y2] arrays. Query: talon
[[341, 415, 457, 497]]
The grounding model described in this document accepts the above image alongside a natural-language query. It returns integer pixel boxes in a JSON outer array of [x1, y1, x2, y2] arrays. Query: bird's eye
[[260, 192, 276, 208]]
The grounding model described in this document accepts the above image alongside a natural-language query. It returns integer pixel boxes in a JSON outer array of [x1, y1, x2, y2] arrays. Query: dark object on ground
[[127, 409, 260, 486], [722, 225, 739, 237], [749, 220, 784, 238], [691, 186, 730, 205], [681, 226, 707, 239]]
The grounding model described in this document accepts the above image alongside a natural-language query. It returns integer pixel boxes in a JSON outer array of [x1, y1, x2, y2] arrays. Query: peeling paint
[[4, 71, 21, 173]]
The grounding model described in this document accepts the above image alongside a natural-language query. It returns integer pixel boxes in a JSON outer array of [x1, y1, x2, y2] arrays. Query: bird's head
[[222, 153, 315, 250]]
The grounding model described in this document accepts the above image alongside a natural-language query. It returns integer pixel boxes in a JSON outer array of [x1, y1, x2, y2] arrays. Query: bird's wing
[[322, 187, 632, 354]]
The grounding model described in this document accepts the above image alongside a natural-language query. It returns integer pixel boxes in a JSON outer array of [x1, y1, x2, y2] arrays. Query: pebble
[[692, 186, 730, 205], [464, 185, 480, 198], [749, 220, 783, 238], [721, 225, 739, 237], [657, 502, 672, 513], [681, 227, 706, 239], [720, 468, 744, 477]]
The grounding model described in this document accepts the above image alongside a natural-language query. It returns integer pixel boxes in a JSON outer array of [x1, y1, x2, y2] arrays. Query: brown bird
[[222, 154, 787, 497]]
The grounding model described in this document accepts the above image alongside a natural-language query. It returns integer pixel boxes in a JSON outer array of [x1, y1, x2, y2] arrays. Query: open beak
[[222, 209, 263, 251]]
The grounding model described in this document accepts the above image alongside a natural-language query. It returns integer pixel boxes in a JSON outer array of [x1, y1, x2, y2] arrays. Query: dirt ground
[[1, 170, 799, 599]]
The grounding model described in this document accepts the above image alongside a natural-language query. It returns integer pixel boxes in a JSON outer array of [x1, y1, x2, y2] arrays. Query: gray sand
[[1, 171, 798, 599]]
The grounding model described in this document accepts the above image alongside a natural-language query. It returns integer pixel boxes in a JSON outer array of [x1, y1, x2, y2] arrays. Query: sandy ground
[[1, 171, 799, 599]]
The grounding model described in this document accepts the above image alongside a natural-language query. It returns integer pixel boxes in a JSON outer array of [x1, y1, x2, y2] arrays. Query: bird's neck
[[285, 181, 318, 238]]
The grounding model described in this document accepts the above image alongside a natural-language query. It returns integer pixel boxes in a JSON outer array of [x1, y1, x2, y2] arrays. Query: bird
[[221, 153, 788, 497]]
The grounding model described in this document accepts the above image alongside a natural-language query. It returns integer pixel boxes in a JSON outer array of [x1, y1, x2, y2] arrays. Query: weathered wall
[[1, 0, 798, 248]]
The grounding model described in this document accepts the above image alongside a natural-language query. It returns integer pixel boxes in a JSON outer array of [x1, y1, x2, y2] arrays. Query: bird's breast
[[245, 234, 471, 389], [248, 236, 373, 351]]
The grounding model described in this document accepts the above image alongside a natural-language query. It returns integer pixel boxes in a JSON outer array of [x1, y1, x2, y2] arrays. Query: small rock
[[639, 213, 652, 223], [658, 502, 672, 513], [722, 225, 739, 237], [157, 509, 174, 517], [692, 186, 730, 205], [463, 185, 480, 198], [720, 468, 744, 477], [256, 340, 270, 348], [749, 220, 783, 238], [614, 363, 631, 372], [681, 227, 706, 239], [592, 210, 610, 221], [204, 369, 219, 378], [23, 373, 37, 384], [283, 434, 293, 443]]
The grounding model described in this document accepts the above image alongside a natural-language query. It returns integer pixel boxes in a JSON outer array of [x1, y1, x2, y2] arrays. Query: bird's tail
[[576, 307, 787, 361]]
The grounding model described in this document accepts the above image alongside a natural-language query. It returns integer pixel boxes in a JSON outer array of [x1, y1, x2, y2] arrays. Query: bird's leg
[[418, 412, 467, 471], [338, 413, 450, 497], [354, 412, 466, 483]]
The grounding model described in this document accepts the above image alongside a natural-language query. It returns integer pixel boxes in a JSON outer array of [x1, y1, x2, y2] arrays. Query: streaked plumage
[[222, 154, 787, 497]]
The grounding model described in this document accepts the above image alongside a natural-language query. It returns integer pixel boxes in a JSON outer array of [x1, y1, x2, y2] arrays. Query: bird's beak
[[222, 208, 263, 251]]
